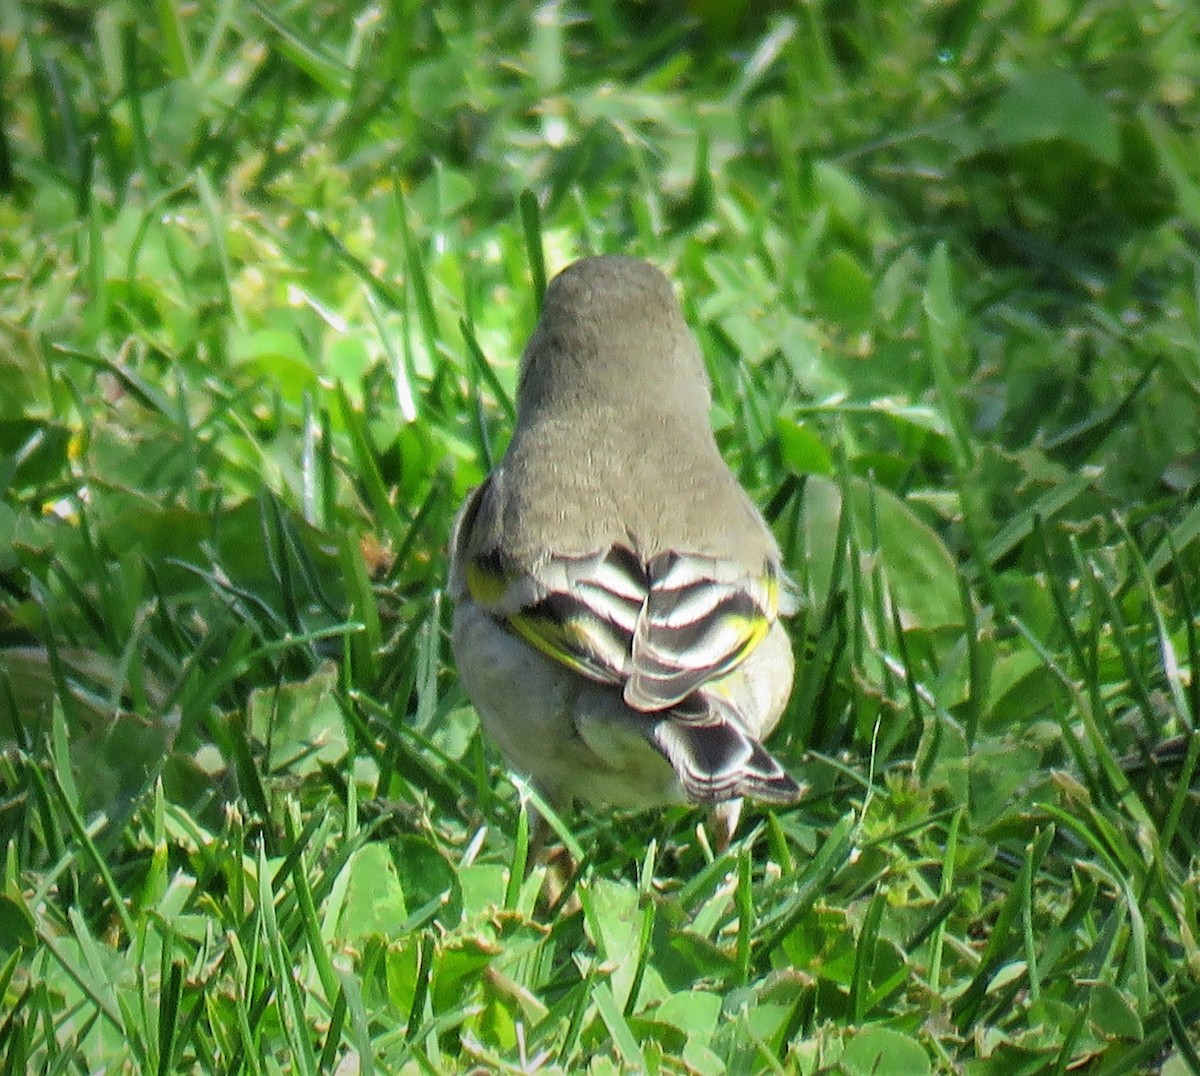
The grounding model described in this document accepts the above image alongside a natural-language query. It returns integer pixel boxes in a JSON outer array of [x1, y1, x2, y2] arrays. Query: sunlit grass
[[2, 0, 1199, 1071]]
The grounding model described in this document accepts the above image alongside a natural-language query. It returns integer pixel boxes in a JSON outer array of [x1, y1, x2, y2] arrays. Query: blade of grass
[[153, 0, 194, 78], [519, 190, 547, 308], [250, 1, 352, 96], [590, 981, 644, 1067], [334, 382, 408, 543], [850, 887, 886, 1022], [953, 824, 1053, 1027]]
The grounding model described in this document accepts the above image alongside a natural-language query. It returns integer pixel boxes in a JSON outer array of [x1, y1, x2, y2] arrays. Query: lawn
[[2, 1, 1199, 1072]]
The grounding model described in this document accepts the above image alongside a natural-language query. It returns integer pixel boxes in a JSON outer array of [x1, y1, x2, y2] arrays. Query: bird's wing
[[455, 482, 780, 708], [624, 551, 779, 711], [461, 539, 643, 688]]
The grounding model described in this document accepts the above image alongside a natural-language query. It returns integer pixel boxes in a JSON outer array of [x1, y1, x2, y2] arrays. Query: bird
[[449, 255, 802, 849]]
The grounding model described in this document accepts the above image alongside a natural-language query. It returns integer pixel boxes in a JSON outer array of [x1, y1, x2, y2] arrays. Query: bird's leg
[[521, 788, 584, 915], [705, 797, 744, 855], [524, 804, 551, 878]]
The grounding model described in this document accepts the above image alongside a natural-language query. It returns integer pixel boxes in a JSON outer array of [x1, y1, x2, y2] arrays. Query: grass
[[2, 0, 1199, 1071]]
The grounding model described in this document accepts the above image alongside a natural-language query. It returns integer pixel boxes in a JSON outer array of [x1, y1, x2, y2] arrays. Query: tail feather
[[650, 698, 802, 805]]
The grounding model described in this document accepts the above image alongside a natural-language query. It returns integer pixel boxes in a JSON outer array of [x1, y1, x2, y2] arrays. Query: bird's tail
[[650, 695, 802, 805]]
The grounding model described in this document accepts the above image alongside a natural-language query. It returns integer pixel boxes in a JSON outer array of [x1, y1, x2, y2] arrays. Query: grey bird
[[449, 255, 802, 844]]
